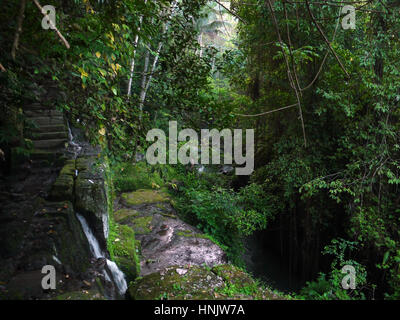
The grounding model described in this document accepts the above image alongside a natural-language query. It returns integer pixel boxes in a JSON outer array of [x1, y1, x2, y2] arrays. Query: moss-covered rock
[[121, 189, 169, 206], [128, 263, 285, 300], [0, 200, 92, 299], [128, 265, 225, 300], [49, 160, 76, 201], [59, 160, 76, 176], [75, 176, 106, 217], [50, 174, 74, 201], [212, 264, 254, 289], [130, 216, 153, 235], [114, 208, 140, 223], [52, 289, 106, 300], [74, 157, 108, 242], [114, 208, 152, 235], [110, 224, 140, 283], [211, 264, 285, 300]]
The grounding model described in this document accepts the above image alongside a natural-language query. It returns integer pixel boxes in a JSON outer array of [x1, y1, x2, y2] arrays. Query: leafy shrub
[[112, 161, 164, 192]]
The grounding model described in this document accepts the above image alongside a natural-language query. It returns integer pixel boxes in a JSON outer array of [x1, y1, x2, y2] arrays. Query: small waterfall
[[106, 260, 127, 295], [67, 121, 82, 159], [76, 213, 127, 297], [77, 214, 103, 258]]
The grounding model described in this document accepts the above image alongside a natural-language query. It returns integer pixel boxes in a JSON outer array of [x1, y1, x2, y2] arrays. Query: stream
[[77, 213, 127, 298]]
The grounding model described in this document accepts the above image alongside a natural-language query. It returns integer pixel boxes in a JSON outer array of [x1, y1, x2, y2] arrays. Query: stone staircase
[[24, 103, 69, 166]]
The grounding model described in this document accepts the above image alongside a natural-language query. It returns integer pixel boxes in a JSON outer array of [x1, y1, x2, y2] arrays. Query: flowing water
[[66, 121, 82, 159], [77, 213, 128, 297]]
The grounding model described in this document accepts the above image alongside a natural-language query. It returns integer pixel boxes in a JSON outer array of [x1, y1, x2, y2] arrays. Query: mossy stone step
[[121, 189, 170, 206], [23, 103, 49, 111], [30, 150, 65, 160], [28, 131, 68, 140], [25, 110, 63, 118], [29, 116, 65, 126], [33, 139, 68, 149], [31, 124, 67, 133]]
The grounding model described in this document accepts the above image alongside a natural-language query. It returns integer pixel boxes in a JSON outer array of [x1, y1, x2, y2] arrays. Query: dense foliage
[[1, 0, 399, 300]]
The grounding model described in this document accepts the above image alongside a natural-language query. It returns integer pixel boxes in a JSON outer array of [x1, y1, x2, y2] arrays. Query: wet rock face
[[0, 197, 98, 299], [115, 189, 227, 277], [50, 156, 109, 245], [0, 149, 111, 299]]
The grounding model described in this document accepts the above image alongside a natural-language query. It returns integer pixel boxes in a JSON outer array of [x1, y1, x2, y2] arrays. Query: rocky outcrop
[[129, 264, 283, 300], [113, 189, 227, 279], [113, 186, 285, 301], [74, 157, 109, 242]]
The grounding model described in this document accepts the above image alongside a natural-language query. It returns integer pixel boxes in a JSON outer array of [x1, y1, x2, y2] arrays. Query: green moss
[[121, 189, 169, 206], [211, 264, 285, 300], [52, 290, 105, 300], [75, 157, 92, 172], [176, 230, 195, 237], [112, 161, 165, 192], [128, 265, 225, 300], [131, 216, 153, 234], [114, 208, 140, 223], [160, 212, 177, 219], [109, 224, 140, 282], [50, 169, 75, 201], [155, 203, 167, 210], [212, 264, 254, 288], [59, 160, 76, 176]]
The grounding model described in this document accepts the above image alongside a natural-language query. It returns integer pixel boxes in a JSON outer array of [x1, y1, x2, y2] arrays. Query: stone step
[[24, 103, 56, 111], [29, 131, 68, 140], [30, 150, 65, 160], [31, 124, 67, 133], [25, 110, 63, 118], [29, 116, 65, 126], [29, 151, 67, 168], [33, 139, 68, 150]]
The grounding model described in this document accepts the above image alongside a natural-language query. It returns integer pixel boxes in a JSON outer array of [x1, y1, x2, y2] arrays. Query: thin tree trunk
[[139, 49, 150, 117], [127, 0, 148, 97], [138, 1, 178, 111], [198, 33, 203, 57], [11, 0, 26, 60]]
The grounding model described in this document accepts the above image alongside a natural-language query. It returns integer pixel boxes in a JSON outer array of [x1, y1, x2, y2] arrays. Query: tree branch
[[234, 103, 299, 117], [213, 0, 245, 23], [305, 0, 350, 78], [32, 0, 70, 49], [266, 0, 307, 147]]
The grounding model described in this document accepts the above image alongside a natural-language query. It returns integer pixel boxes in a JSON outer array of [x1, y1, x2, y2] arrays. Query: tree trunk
[[127, 0, 148, 97], [139, 49, 151, 117]]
